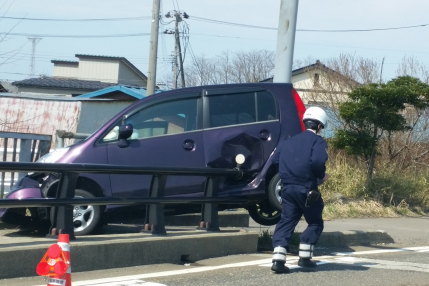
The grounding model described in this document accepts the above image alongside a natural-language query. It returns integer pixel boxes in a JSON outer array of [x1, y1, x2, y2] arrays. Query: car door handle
[[259, 129, 271, 141], [183, 139, 196, 151]]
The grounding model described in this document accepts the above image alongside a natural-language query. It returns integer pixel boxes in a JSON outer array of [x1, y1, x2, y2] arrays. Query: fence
[[0, 161, 247, 238], [0, 132, 52, 197]]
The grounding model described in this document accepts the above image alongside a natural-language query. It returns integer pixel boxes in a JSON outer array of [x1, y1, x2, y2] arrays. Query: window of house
[[313, 73, 320, 87]]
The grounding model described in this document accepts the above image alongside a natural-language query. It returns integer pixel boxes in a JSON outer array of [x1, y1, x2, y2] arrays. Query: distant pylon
[[28, 37, 42, 77]]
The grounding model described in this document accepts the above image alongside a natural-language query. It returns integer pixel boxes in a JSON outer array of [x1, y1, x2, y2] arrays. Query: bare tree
[[184, 50, 275, 87], [396, 56, 429, 84]]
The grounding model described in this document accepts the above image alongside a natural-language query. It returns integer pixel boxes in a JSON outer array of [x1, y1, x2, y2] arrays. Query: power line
[[1, 32, 150, 38], [3, 14, 428, 33], [0, 15, 150, 22], [299, 23, 429, 32], [190, 16, 429, 33]]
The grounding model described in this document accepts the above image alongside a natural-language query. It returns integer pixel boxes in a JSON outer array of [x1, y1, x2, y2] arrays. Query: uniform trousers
[[272, 184, 324, 248]]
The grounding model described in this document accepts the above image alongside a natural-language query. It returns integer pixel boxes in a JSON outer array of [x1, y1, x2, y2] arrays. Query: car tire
[[247, 201, 281, 226], [50, 188, 102, 236], [267, 173, 282, 211]]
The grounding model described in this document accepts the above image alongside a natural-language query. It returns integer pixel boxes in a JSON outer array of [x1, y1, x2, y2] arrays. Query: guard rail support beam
[[145, 174, 167, 235], [200, 176, 220, 232], [49, 172, 78, 239]]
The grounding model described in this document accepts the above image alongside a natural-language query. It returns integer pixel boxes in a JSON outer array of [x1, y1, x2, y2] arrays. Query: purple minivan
[[0, 83, 306, 235]]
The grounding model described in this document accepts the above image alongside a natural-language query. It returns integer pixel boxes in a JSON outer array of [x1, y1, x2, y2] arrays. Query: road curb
[[0, 228, 258, 279]]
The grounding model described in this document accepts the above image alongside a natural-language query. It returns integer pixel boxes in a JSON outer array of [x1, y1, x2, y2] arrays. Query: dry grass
[[319, 149, 429, 218]]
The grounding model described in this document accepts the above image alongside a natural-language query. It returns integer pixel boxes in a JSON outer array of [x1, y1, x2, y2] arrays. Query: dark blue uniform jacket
[[273, 130, 328, 189]]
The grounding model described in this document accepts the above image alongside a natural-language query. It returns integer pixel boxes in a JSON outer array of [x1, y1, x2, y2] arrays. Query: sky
[[1, 0, 429, 85]]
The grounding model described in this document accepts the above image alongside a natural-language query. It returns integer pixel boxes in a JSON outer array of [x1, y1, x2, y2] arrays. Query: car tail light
[[291, 88, 306, 131]]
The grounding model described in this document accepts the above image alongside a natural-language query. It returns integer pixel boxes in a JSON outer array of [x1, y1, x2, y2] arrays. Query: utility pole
[[165, 10, 188, 88], [28, 37, 41, 77], [147, 0, 160, 96], [273, 0, 299, 83]]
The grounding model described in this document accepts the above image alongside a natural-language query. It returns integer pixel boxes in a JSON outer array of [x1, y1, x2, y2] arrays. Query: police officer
[[271, 106, 329, 274]]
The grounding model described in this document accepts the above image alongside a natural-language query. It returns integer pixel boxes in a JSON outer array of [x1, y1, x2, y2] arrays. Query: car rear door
[[202, 87, 281, 188]]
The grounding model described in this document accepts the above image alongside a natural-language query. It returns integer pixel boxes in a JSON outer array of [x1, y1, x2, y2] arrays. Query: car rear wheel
[[247, 201, 281, 225], [268, 173, 282, 211]]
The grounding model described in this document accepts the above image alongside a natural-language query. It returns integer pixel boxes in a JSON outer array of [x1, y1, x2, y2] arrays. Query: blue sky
[[1, 0, 429, 85]]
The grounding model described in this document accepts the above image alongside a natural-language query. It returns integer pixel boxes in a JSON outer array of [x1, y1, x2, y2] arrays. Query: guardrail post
[[49, 172, 78, 239], [200, 176, 220, 232], [144, 174, 167, 235]]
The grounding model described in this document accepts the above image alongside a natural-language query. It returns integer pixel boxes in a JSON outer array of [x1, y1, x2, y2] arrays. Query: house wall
[[292, 68, 351, 105], [78, 58, 119, 83], [53, 63, 79, 78], [118, 62, 147, 86]]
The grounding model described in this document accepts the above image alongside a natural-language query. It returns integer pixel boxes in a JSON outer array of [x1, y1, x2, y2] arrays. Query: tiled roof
[[12, 77, 115, 91]]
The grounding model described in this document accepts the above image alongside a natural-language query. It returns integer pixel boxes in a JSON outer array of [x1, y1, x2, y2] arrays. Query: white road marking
[[259, 246, 429, 273], [35, 246, 429, 286], [77, 281, 165, 286]]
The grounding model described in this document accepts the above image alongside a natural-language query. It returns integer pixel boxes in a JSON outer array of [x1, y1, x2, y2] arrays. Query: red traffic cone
[[55, 234, 71, 286], [36, 234, 71, 286]]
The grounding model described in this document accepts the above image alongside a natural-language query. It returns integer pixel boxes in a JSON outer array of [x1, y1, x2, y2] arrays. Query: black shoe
[[271, 261, 290, 274], [298, 258, 317, 268]]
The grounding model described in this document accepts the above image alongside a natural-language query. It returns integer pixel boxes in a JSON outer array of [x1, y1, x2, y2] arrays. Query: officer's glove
[[305, 190, 321, 207]]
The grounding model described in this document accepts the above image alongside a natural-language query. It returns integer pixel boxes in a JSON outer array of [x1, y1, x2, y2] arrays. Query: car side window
[[207, 91, 277, 128], [101, 97, 198, 142]]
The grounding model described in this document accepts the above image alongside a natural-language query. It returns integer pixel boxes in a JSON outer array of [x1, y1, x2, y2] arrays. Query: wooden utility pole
[[147, 0, 160, 96], [273, 0, 299, 83]]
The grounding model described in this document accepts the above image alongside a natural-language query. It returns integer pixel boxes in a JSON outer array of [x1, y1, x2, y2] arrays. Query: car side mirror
[[118, 124, 133, 148]]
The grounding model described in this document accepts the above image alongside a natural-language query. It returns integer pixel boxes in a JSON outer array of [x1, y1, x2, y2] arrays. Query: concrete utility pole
[[273, 0, 299, 83], [147, 0, 161, 96]]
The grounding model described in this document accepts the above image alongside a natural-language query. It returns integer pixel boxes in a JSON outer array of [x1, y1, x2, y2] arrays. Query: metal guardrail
[[0, 161, 247, 238], [0, 132, 52, 197]]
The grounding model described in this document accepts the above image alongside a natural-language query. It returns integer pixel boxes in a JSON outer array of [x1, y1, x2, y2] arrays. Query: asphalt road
[[3, 245, 429, 286], [1, 216, 428, 286]]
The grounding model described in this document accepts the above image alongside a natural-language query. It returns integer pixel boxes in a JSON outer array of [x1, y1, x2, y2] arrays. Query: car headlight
[[37, 147, 70, 163]]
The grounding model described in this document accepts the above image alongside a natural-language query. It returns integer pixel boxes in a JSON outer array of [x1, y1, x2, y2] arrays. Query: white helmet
[[303, 106, 328, 128]]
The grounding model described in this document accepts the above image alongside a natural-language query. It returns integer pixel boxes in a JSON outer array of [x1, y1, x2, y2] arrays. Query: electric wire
[[189, 15, 429, 33], [0, 15, 150, 21]]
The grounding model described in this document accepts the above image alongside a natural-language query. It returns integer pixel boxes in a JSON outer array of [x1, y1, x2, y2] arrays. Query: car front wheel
[[50, 188, 102, 236]]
